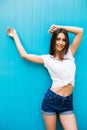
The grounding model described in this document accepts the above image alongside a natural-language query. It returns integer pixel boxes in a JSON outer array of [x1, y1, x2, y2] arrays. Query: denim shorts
[[41, 88, 74, 116]]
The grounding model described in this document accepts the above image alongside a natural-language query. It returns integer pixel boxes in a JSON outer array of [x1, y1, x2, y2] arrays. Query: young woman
[[6, 25, 83, 130]]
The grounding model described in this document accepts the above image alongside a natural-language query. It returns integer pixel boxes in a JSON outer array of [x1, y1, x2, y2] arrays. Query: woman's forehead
[[57, 33, 65, 38]]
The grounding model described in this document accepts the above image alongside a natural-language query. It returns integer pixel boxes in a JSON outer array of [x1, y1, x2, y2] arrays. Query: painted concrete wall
[[0, 0, 87, 129]]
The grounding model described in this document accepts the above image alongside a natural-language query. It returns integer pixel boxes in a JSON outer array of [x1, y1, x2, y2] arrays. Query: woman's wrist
[[13, 33, 18, 40]]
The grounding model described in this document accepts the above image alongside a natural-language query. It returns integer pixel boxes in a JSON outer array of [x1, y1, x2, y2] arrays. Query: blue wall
[[0, 0, 87, 130]]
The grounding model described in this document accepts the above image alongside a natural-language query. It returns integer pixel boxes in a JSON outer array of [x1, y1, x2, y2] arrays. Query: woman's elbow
[[21, 53, 27, 59], [79, 28, 84, 37], [81, 28, 84, 34]]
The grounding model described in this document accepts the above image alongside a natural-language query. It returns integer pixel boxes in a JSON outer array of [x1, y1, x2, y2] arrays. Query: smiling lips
[[56, 44, 65, 51]]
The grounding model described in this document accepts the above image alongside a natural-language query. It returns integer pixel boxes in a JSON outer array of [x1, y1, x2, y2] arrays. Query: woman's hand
[[6, 28, 17, 38], [48, 24, 58, 33]]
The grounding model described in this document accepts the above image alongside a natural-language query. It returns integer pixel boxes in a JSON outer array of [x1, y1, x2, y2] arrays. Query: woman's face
[[55, 33, 66, 52]]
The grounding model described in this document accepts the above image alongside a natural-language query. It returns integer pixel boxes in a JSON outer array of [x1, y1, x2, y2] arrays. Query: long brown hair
[[49, 28, 69, 60]]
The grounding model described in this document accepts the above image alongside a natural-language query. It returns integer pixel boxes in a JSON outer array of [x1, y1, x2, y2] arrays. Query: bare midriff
[[50, 83, 73, 97]]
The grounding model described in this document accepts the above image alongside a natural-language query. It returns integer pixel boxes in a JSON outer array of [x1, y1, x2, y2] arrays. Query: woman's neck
[[54, 51, 64, 61]]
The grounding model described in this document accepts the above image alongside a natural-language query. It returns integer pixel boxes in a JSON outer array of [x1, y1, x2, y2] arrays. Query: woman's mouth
[[56, 45, 64, 50]]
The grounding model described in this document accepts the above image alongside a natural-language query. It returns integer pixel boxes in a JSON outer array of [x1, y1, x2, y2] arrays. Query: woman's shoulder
[[41, 54, 54, 59], [64, 48, 75, 60]]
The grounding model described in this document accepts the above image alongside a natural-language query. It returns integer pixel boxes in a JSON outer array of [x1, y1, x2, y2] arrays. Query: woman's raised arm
[[6, 28, 44, 64]]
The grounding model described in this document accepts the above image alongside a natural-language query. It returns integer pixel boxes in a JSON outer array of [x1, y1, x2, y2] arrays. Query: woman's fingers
[[48, 25, 57, 33], [6, 28, 12, 34], [6, 27, 16, 37]]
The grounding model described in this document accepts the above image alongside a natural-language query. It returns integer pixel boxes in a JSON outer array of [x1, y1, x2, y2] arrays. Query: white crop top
[[41, 49, 76, 88]]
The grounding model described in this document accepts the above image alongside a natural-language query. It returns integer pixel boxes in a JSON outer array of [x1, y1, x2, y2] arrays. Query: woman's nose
[[59, 40, 63, 44]]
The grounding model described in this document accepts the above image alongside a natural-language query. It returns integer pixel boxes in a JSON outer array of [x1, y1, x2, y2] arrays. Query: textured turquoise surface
[[0, 0, 87, 129]]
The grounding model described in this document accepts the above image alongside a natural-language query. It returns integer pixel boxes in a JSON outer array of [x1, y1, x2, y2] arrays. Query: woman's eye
[[56, 38, 60, 41], [63, 39, 66, 42], [56, 38, 66, 42]]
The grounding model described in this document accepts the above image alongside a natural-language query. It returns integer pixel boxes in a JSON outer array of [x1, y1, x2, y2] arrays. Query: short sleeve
[[69, 48, 75, 61], [64, 48, 75, 61], [41, 54, 50, 68]]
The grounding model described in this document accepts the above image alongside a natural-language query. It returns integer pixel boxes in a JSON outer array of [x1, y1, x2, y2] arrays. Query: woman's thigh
[[59, 114, 78, 130], [42, 114, 57, 130]]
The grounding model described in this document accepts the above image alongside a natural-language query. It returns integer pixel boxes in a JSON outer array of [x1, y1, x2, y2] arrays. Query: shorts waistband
[[48, 88, 73, 99]]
